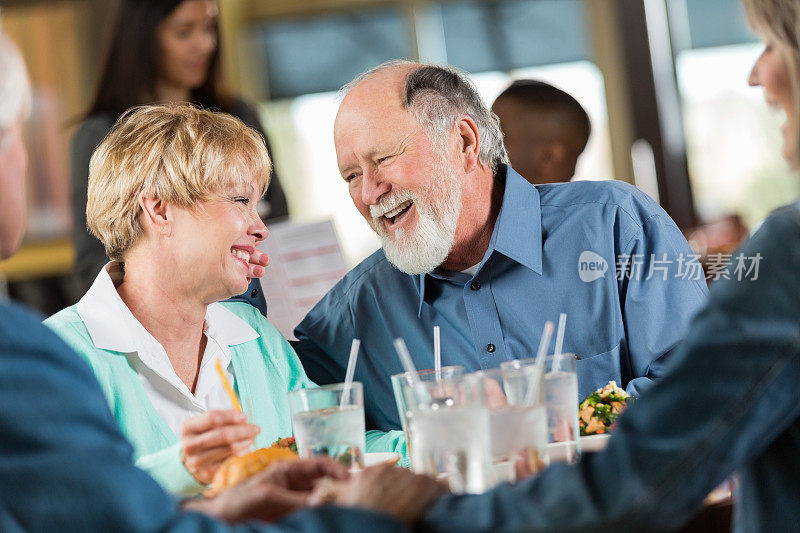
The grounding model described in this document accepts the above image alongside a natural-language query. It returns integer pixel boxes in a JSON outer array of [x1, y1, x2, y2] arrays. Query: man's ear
[[138, 193, 171, 237], [455, 115, 481, 172]]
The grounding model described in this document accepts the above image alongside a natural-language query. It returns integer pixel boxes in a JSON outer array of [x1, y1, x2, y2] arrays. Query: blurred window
[[439, 0, 587, 71], [254, 8, 410, 99], [681, 0, 756, 48], [673, 0, 800, 228]]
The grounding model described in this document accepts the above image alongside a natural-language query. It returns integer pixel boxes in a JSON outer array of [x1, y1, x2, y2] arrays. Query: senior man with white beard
[[293, 61, 708, 438]]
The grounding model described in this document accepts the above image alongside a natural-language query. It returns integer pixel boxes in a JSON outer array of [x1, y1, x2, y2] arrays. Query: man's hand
[[313, 463, 448, 526], [185, 458, 350, 523], [180, 410, 260, 484], [484, 377, 509, 409]]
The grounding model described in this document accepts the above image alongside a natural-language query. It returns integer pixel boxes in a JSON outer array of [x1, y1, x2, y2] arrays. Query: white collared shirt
[[77, 263, 259, 436]]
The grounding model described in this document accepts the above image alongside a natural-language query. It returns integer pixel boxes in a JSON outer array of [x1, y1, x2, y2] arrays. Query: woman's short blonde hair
[[87, 104, 272, 261], [743, 0, 800, 167]]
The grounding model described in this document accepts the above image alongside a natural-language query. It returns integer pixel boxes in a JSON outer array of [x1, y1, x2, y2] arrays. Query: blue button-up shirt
[[228, 278, 267, 317], [293, 166, 708, 432]]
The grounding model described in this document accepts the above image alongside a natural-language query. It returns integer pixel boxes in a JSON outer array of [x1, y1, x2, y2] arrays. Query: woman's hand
[[180, 410, 260, 484]]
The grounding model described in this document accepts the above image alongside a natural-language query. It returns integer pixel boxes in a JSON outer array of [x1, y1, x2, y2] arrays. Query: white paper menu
[[256, 219, 348, 340]]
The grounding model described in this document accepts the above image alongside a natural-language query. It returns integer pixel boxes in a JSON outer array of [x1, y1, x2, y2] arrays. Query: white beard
[[369, 158, 463, 275]]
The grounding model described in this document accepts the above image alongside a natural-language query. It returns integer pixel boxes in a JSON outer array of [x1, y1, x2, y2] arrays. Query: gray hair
[[341, 60, 509, 171], [0, 30, 30, 151]]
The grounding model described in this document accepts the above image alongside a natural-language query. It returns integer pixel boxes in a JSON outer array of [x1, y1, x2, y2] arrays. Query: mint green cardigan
[[45, 301, 406, 495]]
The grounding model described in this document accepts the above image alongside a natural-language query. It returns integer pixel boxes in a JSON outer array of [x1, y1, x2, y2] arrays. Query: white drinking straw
[[553, 313, 568, 372], [433, 325, 442, 381], [340, 338, 361, 408], [394, 337, 430, 404], [554, 313, 567, 357], [394, 338, 419, 379], [533, 321, 555, 369], [526, 321, 554, 404]]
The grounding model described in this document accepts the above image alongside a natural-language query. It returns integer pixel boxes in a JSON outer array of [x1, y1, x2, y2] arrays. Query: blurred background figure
[[0, 30, 31, 262], [687, 215, 749, 256], [70, 0, 288, 294], [491, 79, 591, 184], [686, 214, 750, 285]]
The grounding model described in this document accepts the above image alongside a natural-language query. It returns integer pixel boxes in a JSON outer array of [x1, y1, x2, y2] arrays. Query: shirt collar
[[77, 263, 140, 353], [414, 165, 544, 316], [78, 263, 260, 363], [204, 303, 260, 349], [490, 165, 544, 274], [200, 303, 259, 373]]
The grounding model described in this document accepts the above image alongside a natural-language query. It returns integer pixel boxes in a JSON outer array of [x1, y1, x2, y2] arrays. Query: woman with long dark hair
[[71, 0, 287, 310]]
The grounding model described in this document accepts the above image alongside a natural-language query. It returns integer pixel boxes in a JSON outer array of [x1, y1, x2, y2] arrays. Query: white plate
[[580, 434, 611, 453], [363, 452, 401, 467], [545, 434, 611, 463]]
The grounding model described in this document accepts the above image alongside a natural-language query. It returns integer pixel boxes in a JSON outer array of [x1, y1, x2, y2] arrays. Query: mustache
[[369, 189, 416, 219]]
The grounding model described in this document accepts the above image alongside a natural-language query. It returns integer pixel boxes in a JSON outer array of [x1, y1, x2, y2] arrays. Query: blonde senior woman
[[45, 105, 404, 496]]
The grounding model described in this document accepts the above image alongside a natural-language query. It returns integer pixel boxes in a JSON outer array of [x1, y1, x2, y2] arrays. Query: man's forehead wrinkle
[[337, 84, 403, 131], [347, 88, 404, 118]]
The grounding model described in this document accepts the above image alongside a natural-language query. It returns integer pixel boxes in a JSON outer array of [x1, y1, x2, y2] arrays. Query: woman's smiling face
[[168, 179, 268, 303]]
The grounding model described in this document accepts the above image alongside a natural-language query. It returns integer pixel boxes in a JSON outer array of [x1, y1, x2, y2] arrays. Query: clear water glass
[[475, 367, 548, 485], [287, 382, 366, 468], [401, 372, 492, 494], [501, 355, 581, 464], [391, 365, 465, 456]]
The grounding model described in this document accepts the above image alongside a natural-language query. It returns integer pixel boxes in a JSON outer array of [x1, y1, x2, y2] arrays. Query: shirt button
[[486, 343, 495, 353], [250, 288, 259, 298], [470, 281, 481, 291]]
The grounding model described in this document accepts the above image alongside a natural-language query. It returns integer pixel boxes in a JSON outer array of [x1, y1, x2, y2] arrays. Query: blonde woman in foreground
[[46, 105, 403, 496]]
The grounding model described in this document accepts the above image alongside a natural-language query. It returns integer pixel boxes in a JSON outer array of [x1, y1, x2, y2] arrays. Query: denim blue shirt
[[422, 200, 800, 533], [294, 166, 708, 432]]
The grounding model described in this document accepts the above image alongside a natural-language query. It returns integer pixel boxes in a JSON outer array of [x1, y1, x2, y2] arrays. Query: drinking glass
[[391, 365, 465, 456], [287, 382, 366, 468], [476, 367, 548, 485], [501, 355, 581, 464], [400, 372, 492, 494]]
